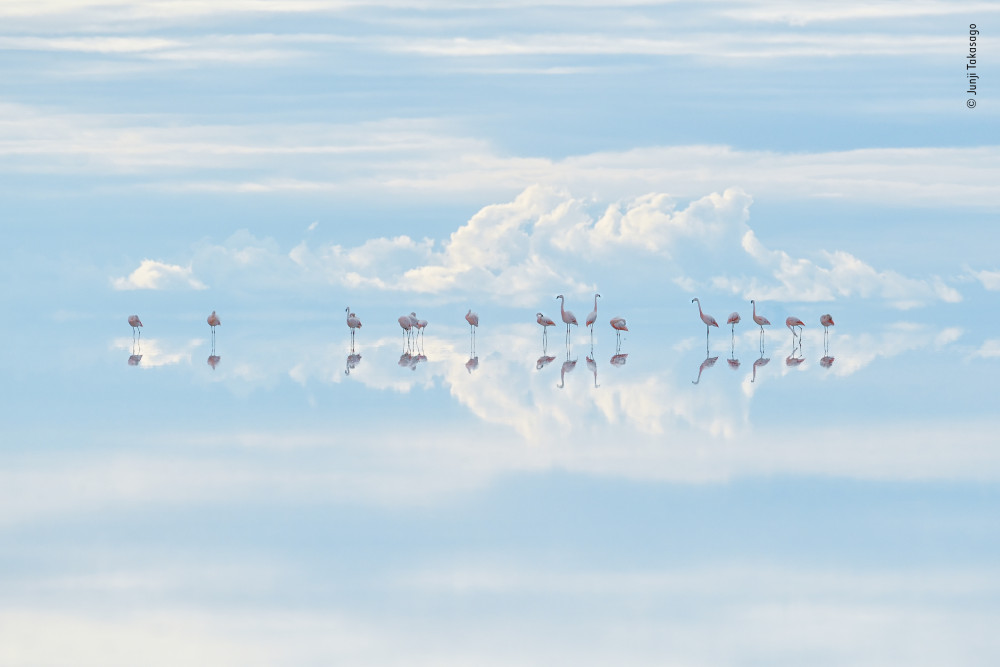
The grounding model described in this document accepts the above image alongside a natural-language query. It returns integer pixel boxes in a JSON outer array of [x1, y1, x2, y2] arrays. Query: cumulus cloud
[[118, 186, 962, 309], [111, 259, 206, 291]]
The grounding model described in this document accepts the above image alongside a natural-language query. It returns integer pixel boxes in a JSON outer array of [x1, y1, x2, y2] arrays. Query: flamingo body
[[345, 307, 362, 330], [610, 317, 628, 332], [555, 296, 577, 326], [465, 309, 479, 328], [128, 315, 142, 329], [207, 310, 221, 328], [820, 314, 835, 329], [537, 312, 556, 328], [727, 312, 741, 326], [751, 300, 770, 330], [585, 293, 600, 330], [691, 298, 719, 328]]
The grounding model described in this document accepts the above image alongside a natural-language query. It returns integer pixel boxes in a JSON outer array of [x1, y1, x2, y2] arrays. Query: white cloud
[[111, 259, 206, 291], [974, 339, 1000, 359], [971, 268, 1000, 291]]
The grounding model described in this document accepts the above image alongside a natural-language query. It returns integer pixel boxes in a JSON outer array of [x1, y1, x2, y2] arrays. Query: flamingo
[[128, 314, 142, 341], [207, 310, 221, 351], [411, 312, 426, 346], [751, 299, 770, 351], [585, 293, 601, 340], [691, 298, 719, 347], [785, 316, 805, 340], [345, 307, 362, 344], [727, 312, 741, 336], [555, 295, 577, 344], [536, 312, 556, 346], [750, 300, 770, 333], [398, 314, 413, 348], [820, 313, 835, 350], [465, 308, 479, 356], [610, 317, 628, 350]]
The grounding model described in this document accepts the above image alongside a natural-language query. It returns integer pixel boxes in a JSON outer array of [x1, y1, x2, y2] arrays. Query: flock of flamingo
[[125, 295, 836, 384]]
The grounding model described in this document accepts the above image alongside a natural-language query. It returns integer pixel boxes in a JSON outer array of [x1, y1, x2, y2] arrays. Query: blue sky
[[2, 1, 1000, 664]]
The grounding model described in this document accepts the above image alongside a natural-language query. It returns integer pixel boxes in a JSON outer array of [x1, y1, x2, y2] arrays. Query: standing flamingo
[[751, 299, 770, 351], [785, 316, 805, 341], [691, 298, 719, 348], [128, 314, 143, 341], [345, 307, 362, 345], [465, 308, 479, 356], [537, 312, 556, 348], [410, 312, 426, 347], [207, 310, 221, 350], [556, 295, 577, 345], [727, 312, 741, 336], [820, 313, 834, 349], [610, 317, 628, 351], [585, 293, 601, 342], [398, 313, 414, 349]]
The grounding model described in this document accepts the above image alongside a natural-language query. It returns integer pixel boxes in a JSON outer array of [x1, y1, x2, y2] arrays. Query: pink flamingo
[[536, 312, 556, 346], [751, 299, 770, 351], [691, 298, 719, 346], [750, 300, 770, 333], [555, 295, 577, 344], [128, 314, 143, 341], [411, 312, 426, 346], [727, 312, 741, 336], [207, 310, 221, 350], [465, 308, 479, 356], [398, 313, 414, 348], [585, 293, 600, 341], [820, 313, 835, 350], [345, 307, 362, 344], [785, 316, 805, 341], [610, 317, 628, 350]]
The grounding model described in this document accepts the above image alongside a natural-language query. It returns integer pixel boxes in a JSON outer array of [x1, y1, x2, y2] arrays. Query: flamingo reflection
[[128, 353, 142, 366], [345, 351, 361, 375], [465, 355, 479, 374], [536, 354, 556, 370], [586, 354, 599, 388], [557, 354, 577, 389], [610, 352, 628, 367], [751, 354, 770, 383], [727, 335, 740, 370], [692, 355, 719, 384], [207, 354, 221, 370]]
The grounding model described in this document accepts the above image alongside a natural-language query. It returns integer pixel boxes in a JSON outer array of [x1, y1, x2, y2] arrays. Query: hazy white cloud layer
[[114, 186, 962, 308], [1, 103, 998, 209]]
